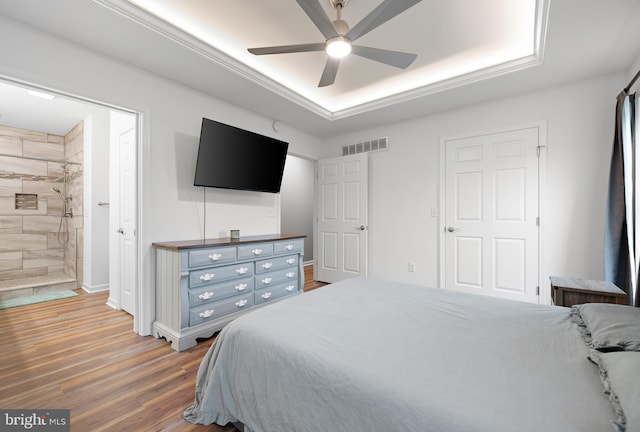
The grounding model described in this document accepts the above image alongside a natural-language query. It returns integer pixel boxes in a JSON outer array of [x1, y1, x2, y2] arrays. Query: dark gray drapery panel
[[605, 91, 637, 306]]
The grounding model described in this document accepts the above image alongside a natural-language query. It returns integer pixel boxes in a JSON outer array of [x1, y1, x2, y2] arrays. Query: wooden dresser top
[[152, 234, 306, 251]]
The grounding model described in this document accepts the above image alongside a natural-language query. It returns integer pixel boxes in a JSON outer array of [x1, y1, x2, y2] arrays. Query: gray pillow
[[592, 351, 640, 432], [573, 303, 640, 352]]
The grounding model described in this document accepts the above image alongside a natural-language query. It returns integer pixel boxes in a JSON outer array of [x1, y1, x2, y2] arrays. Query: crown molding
[[93, 0, 549, 121]]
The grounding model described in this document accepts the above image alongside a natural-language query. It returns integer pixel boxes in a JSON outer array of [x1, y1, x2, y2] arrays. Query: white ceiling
[[0, 0, 639, 139], [125, 0, 543, 115]]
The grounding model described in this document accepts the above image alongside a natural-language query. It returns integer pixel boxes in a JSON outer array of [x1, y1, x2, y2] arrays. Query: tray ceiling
[[123, 0, 547, 117]]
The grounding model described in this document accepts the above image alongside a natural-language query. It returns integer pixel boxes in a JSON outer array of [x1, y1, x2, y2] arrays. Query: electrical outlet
[[408, 262, 416, 272]]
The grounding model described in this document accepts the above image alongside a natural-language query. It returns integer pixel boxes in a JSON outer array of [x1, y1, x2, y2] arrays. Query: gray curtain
[[605, 91, 637, 306]]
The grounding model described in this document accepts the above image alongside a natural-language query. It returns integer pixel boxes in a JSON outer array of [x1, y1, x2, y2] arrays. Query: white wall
[[321, 73, 626, 300], [0, 16, 324, 334], [281, 155, 315, 261], [83, 110, 111, 292]]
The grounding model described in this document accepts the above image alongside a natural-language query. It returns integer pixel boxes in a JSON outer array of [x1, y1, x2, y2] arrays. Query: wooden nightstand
[[550, 276, 627, 307]]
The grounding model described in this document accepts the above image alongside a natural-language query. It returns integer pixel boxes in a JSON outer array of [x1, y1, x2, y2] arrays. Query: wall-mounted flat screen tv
[[194, 118, 289, 193]]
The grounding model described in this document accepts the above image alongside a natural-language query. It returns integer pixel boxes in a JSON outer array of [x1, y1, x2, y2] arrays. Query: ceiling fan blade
[[351, 45, 417, 69], [248, 43, 326, 55], [346, 0, 422, 42], [296, 0, 340, 40], [318, 57, 340, 87]]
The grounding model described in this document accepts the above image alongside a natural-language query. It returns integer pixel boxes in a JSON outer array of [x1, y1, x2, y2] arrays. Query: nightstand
[[550, 276, 627, 307]]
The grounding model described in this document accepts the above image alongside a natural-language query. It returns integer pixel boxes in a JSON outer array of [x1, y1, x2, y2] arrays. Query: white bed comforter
[[184, 277, 616, 432]]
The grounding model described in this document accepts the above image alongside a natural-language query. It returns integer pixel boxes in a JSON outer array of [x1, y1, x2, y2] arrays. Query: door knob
[[355, 225, 366, 231], [117, 228, 124, 234], [446, 227, 460, 232]]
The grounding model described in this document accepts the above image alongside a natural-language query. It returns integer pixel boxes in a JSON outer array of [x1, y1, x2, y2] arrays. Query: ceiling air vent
[[341, 137, 388, 156]]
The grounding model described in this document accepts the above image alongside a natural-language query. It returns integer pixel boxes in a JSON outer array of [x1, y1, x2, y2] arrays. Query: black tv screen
[[194, 118, 289, 193]]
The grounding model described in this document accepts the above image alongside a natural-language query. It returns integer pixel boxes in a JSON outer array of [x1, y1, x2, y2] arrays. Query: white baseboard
[[82, 283, 109, 293], [106, 297, 120, 310]]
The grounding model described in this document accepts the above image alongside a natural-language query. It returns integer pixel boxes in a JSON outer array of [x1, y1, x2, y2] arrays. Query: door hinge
[[536, 145, 546, 157], [536, 216, 539, 226], [536, 286, 540, 296]]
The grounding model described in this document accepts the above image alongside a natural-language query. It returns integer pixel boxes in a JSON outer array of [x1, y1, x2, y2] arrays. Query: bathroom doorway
[[0, 78, 140, 321]]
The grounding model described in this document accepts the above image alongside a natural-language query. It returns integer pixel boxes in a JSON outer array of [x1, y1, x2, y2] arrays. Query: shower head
[[52, 187, 67, 200]]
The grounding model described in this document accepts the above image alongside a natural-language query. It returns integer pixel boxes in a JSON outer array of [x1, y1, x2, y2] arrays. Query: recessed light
[[27, 90, 55, 100]]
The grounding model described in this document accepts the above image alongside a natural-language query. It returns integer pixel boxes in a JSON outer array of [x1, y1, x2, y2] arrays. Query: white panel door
[[118, 126, 136, 314], [317, 154, 368, 283], [444, 127, 540, 303]]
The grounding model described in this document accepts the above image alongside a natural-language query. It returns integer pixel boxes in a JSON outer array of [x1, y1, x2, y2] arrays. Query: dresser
[[152, 234, 305, 351]]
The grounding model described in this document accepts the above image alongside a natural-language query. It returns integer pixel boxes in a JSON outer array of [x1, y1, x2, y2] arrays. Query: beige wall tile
[[47, 198, 64, 216], [0, 155, 47, 176], [0, 251, 22, 272], [0, 135, 22, 156], [47, 265, 64, 274], [0, 216, 22, 233], [0, 125, 47, 142], [23, 180, 60, 197], [76, 256, 83, 285], [0, 267, 47, 282], [47, 134, 64, 144], [0, 233, 47, 251], [23, 248, 64, 269], [23, 139, 64, 161], [0, 250, 22, 260], [47, 162, 67, 178], [0, 178, 21, 197], [65, 122, 83, 164], [48, 232, 64, 249], [0, 124, 83, 285], [76, 227, 83, 258], [0, 197, 48, 216], [22, 215, 60, 232]]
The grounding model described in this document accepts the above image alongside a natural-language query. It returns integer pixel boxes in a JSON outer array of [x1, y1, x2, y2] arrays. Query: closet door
[[444, 126, 541, 303], [317, 154, 368, 283]]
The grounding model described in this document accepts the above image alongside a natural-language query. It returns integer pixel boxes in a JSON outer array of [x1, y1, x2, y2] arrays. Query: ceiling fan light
[[326, 37, 352, 58]]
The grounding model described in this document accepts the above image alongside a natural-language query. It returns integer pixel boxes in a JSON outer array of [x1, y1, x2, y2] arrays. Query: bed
[[184, 277, 640, 432]]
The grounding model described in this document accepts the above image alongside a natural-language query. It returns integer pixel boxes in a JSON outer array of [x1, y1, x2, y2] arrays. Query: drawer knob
[[235, 283, 248, 291], [198, 291, 214, 300], [235, 299, 248, 307], [285, 285, 295, 292], [261, 277, 272, 284], [262, 262, 273, 269], [236, 267, 249, 275], [208, 253, 222, 261], [199, 309, 215, 318], [252, 248, 262, 255], [261, 292, 272, 299], [285, 244, 294, 250], [286, 258, 295, 265], [286, 272, 295, 278], [199, 273, 215, 281]]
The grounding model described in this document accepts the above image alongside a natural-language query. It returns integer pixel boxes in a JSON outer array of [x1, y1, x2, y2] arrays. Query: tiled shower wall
[[0, 123, 83, 286]]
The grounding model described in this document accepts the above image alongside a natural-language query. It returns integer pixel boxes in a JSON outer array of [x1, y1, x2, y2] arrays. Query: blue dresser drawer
[[188, 246, 237, 268], [255, 268, 298, 289], [189, 293, 254, 326], [188, 277, 254, 307], [274, 239, 304, 255], [190, 262, 253, 288], [254, 281, 298, 305], [255, 254, 299, 274], [237, 242, 274, 260]]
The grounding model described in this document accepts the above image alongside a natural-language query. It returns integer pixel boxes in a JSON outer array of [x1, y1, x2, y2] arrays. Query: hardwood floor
[[304, 264, 328, 291], [0, 267, 327, 431]]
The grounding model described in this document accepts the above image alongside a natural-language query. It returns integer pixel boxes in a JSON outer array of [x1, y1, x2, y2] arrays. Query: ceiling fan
[[248, 0, 423, 87]]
